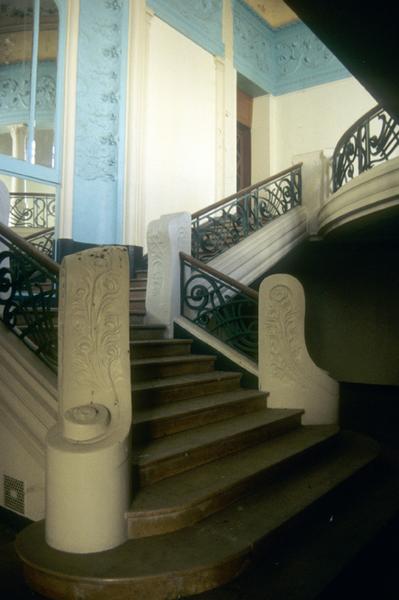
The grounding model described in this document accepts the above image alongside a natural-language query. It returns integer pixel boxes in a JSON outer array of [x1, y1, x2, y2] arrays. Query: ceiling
[[244, 0, 299, 28]]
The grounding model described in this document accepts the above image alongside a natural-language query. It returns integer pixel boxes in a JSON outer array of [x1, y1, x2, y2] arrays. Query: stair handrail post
[[145, 212, 191, 337], [258, 273, 339, 425], [46, 246, 132, 553], [292, 151, 326, 234]]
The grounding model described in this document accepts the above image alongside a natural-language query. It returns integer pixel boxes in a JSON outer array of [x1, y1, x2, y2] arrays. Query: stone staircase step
[[134, 408, 304, 486], [133, 388, 267, 440], [130, 325, 166, 340], [135, 270, 148, 280], [16, 432, 379, 600], [132, 354, 217, 382], [130, 300, 146, 311], [133, 370, 242, 407], [130, 279, 147, 289], [130, 309, 146, 325], [128, 424, 338, 537], [131, 339, 193, 359], [130, 289, 146, 300]]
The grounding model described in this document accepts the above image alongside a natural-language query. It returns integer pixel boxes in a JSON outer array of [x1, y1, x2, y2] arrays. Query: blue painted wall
[[147, 0, 224, 56], [72, 0, 128, 245]]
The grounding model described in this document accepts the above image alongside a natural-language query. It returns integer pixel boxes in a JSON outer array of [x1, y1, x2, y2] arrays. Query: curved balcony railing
[[9, 192, 56, 228], [191, 163, 302, 263], [0, 222, 59, 371], [332, 104, 399, 192], [180, 252, 258, 362]]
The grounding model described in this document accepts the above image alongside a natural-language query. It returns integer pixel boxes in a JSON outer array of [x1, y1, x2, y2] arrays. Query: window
[[0, 0, 62, 185]]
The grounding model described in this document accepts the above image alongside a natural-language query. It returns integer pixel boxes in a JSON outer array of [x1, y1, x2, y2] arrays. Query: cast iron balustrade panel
[[25, 228, 55, 259], [332, 105, 399, 192], [0, 233, 58, 372], [9, 193, 56, 228], [191, 164, 302, 263], [180, 253, 258, 362]]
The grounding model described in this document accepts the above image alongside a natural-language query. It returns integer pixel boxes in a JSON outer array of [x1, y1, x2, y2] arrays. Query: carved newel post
[[145, 212, 191, 337], [46, 247, 132, 553], [259, 274, 339, 425]]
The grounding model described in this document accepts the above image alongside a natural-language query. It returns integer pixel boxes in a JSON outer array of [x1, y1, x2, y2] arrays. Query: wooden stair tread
[[133, 370, 241, 393], [134, 408, 303, 468], [131, 339, 192, 348], [16, 432, 379, 600], [132, 354, 216, 368], [134, 388, 266, 425], [128, 425, 339, 531], [130, 324, 164, 331]]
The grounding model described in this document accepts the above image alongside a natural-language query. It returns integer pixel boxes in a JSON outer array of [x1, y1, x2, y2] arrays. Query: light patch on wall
[[244, 0, 298, 28]]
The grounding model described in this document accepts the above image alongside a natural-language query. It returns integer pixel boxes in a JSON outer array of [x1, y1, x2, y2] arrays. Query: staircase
[[16, 266, 380, 600]]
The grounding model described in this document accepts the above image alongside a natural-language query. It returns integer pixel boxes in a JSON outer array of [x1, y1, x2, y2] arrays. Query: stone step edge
[[15, 432, 380, 600], [133, 370, 242, 393], [127, 425, 338, 538], [134, 389, 267, 426]]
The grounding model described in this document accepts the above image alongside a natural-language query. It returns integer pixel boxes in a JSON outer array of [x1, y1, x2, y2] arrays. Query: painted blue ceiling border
[[274, 21, 351, 95], [147, 0, 224, 57], [233, 0, 350, 96]]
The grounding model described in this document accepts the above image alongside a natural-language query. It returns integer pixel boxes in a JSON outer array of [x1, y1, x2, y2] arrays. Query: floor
[[1, 444, 398, 599]]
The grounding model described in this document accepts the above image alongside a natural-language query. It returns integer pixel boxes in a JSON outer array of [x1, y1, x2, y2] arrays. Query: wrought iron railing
[[9, 192, 56, 228], [24, 227, 55, 259], [0, 223, 59, 371], [180, 252, 258, 362], [191, 163, 302, 263], [332, 104, 399, 192]]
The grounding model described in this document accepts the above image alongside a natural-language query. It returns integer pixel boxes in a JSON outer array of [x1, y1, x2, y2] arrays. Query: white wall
[[143, 17, 217, 238], [269, 78, 377, 173]]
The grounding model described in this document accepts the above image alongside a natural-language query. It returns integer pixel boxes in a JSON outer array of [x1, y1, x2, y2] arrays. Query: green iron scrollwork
[[181, 254, 258, 362], [191, 164, 302, 263], [0, 237, 58, 371]]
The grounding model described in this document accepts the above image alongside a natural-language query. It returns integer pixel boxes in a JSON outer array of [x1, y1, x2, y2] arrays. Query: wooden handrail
[[0, 222, 59, 275], [192, 162, 303, 219], [9, 192, 56, 198], [180, 251, 258, 301], [24, 226, 55, 241]]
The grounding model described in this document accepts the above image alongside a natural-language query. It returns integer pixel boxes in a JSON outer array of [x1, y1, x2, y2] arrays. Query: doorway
[[237, 88, 253, 191]]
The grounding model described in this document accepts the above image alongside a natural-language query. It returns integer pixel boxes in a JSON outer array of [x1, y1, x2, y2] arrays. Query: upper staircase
[[16, 265, 380, 600]]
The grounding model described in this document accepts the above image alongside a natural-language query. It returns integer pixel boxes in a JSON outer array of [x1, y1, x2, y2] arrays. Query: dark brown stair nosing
[[134, 408, 304, 486], [16, 432, 380, 600], [128, 424, 339, 538]]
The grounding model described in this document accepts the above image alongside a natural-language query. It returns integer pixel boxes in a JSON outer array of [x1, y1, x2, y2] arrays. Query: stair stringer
[[209, 205, 308, 286], [0, 323, 57, 520]]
